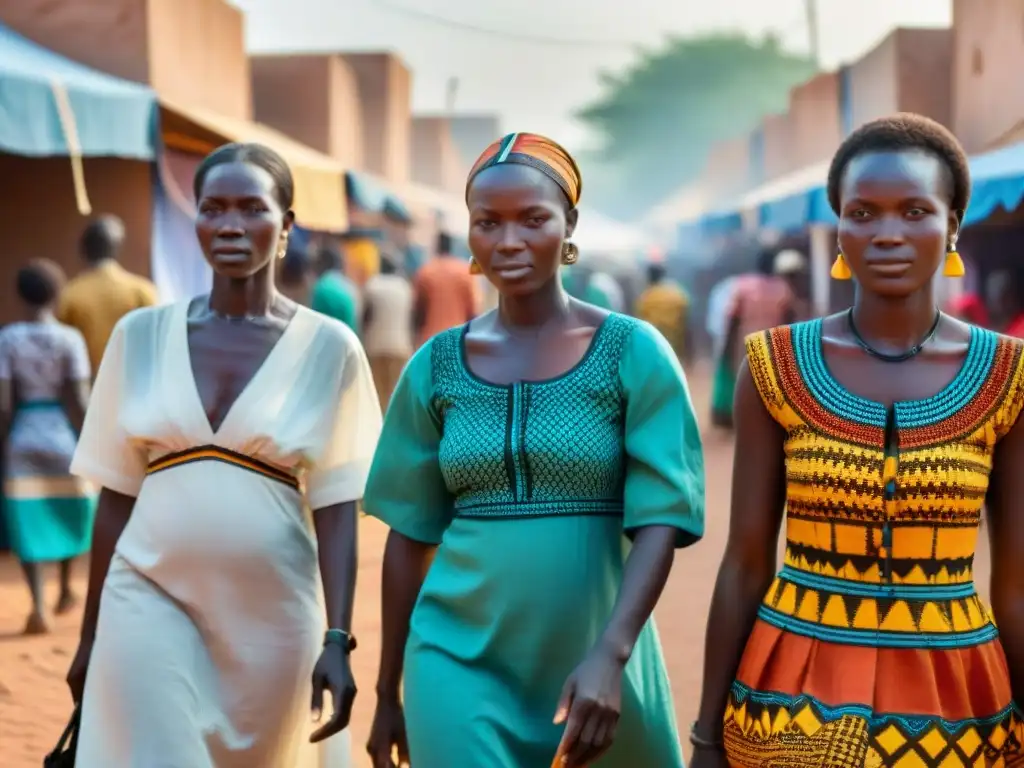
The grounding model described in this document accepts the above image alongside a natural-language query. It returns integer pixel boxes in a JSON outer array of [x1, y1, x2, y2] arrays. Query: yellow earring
[[831, 252, 852, 280], [943, 248, 965, 277], [468, 257, 482, 275]]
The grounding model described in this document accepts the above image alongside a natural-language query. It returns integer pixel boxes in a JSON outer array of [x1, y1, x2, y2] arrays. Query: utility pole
[[445, 77, 459, 115], [805, 0, 820, 68]]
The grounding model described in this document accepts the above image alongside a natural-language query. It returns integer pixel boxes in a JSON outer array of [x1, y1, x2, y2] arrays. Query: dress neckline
[[458, 315, 614, 389], [792, 318, 995, 428], [175, 299, 311, 438]]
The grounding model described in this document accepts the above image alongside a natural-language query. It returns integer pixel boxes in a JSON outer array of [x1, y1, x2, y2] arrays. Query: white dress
[[70, 301, 382, 767]]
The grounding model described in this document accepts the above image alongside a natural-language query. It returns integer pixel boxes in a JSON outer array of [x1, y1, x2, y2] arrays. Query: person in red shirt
[[985, 270, 1024, 337]]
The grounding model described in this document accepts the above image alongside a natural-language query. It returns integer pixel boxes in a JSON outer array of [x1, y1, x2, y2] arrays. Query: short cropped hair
[[827, 113, 971, 216], [16, 259, 65, 307]]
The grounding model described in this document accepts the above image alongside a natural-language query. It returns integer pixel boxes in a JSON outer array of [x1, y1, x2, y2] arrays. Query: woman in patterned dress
[[0, 259, 94, 635], [692, 114, 1024, 767], [364, 132, 706, 768]]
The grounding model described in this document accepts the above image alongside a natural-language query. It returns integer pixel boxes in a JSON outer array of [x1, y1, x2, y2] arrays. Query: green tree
[[577, 34, 816, 218]]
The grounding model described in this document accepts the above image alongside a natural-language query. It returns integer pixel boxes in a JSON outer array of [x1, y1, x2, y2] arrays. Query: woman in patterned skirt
[[364, 132, 706, 767], [0, 260, 94, 634], [692, 114, 1024, 767]]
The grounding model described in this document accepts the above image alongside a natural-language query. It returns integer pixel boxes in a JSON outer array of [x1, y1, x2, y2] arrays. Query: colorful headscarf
[[466, 132, 582, 207]]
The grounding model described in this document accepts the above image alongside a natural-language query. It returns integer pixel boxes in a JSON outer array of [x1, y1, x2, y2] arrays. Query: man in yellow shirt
[[634, 261, 690, 365], [57, 215, 159, 372]]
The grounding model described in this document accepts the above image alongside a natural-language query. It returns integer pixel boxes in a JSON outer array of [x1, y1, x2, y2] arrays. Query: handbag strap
[[46, 704, 80, 757]]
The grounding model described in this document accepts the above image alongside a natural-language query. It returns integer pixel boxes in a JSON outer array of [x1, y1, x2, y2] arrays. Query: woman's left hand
[[551, 644, 625, 767], [310, 644, 357, 743]]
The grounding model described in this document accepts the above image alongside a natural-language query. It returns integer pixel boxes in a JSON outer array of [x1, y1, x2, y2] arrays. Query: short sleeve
[[55, 292, 75, 326], [744, 329, 789, 424], [620, 321, 705, 547], [64, 328, 91, 381], [70, 318, 148, 496], [363, 340, 453, 545], [994, 336, 1024, 440], [136, 279, 159, 308], [305, 330, 383, 509]]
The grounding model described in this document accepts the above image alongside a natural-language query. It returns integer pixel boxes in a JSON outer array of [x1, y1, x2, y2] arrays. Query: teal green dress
[[364, 314, 705, 767]]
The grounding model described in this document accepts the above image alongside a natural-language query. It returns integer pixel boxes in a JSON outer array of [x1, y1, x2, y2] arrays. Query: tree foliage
[[577, 34, 816, 218]]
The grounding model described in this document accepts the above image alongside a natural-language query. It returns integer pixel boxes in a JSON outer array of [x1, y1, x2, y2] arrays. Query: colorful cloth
[[0, 321, 95, 563], [57, 260, 159, 373], [727, 273, 794, 367], [71, 303, 380, 767], [1004, 313, 1024, 339], [467, 132, 582, 205], [635, 282, 689, 359], [724, 320, 1024, 768], [413, 256, 479, 348], [311, 270, 359, 332], [710, 353, 735, 428], [947, 293, 990, 327], [364, 315, 705, 767]]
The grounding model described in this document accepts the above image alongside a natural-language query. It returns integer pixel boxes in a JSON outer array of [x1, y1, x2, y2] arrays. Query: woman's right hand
[[66, 638, 93, 703], [366, 695, 410, 768], [689, 745, 730, 768]]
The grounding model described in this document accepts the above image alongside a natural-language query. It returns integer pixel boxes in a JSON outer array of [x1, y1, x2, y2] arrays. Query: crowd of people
[[1, 114, 1022, 768]]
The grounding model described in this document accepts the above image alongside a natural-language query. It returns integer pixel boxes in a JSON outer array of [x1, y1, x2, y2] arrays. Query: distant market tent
[[0, 22, 157, 213], [573, 207, 650, 267], [160, 96, 349, 233], [0, 23, 156, 159], [964, 141, 1024, 226]]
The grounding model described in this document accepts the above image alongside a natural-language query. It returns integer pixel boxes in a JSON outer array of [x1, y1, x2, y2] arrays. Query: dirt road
[[0, 367, 990, 765]]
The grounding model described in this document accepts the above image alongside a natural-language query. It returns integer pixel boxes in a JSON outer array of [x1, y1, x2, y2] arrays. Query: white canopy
[[573, 206, 650, 264]]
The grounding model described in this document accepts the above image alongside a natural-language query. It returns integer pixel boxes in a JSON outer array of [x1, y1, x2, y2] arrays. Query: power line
[[367, 0, 642, 48], [370, 0, 815, 58]]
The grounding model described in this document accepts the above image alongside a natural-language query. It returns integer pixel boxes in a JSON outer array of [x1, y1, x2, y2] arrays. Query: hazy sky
[[233, 0, 952, 150]]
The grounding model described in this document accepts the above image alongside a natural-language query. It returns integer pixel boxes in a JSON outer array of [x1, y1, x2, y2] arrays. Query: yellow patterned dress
[[724, 320, 1024, 767]]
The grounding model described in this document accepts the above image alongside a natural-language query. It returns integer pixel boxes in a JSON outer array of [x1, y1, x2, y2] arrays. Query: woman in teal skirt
[[364, 133, 706, 768], [0, 260, 94, 634]]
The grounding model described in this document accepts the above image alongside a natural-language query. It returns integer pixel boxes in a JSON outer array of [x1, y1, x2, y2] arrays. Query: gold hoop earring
[[561, 241, 579, 265]]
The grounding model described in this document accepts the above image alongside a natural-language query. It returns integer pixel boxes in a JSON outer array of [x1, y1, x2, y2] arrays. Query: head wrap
[[466, 132, 582, 207]]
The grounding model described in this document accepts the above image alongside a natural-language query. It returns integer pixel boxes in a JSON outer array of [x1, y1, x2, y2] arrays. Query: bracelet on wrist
[[323, 628, 357, 653], [689, 721, 724, 751]]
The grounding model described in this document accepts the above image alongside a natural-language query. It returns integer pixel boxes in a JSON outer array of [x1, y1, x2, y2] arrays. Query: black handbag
[[43, 704, 79, 768]]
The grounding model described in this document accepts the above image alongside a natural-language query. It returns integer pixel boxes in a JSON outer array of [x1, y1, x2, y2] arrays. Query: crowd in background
[[8, 207, 1024, 637]]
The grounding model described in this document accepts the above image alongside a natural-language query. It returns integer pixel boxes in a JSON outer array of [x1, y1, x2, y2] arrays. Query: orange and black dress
[[724, 320, 1024, 767]]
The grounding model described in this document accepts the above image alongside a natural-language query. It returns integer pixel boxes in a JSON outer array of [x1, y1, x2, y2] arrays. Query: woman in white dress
[[65, 142, 381, 767]]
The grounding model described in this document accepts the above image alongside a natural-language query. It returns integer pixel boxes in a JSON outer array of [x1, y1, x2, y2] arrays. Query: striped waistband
[[146, 445, 300, 491], [779, 565, 977, 600]]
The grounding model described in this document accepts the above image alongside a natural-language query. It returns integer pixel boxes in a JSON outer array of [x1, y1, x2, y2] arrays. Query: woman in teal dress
[[364, 132, 706, 768]]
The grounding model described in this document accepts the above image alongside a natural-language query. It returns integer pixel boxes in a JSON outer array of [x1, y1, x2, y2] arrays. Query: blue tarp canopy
[[0, 23, 156, 159], [963, 142, 1024, 226], [690, 160, 835, 236], [345, 171, 412, 222], [685, 141, 1024, 236]]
